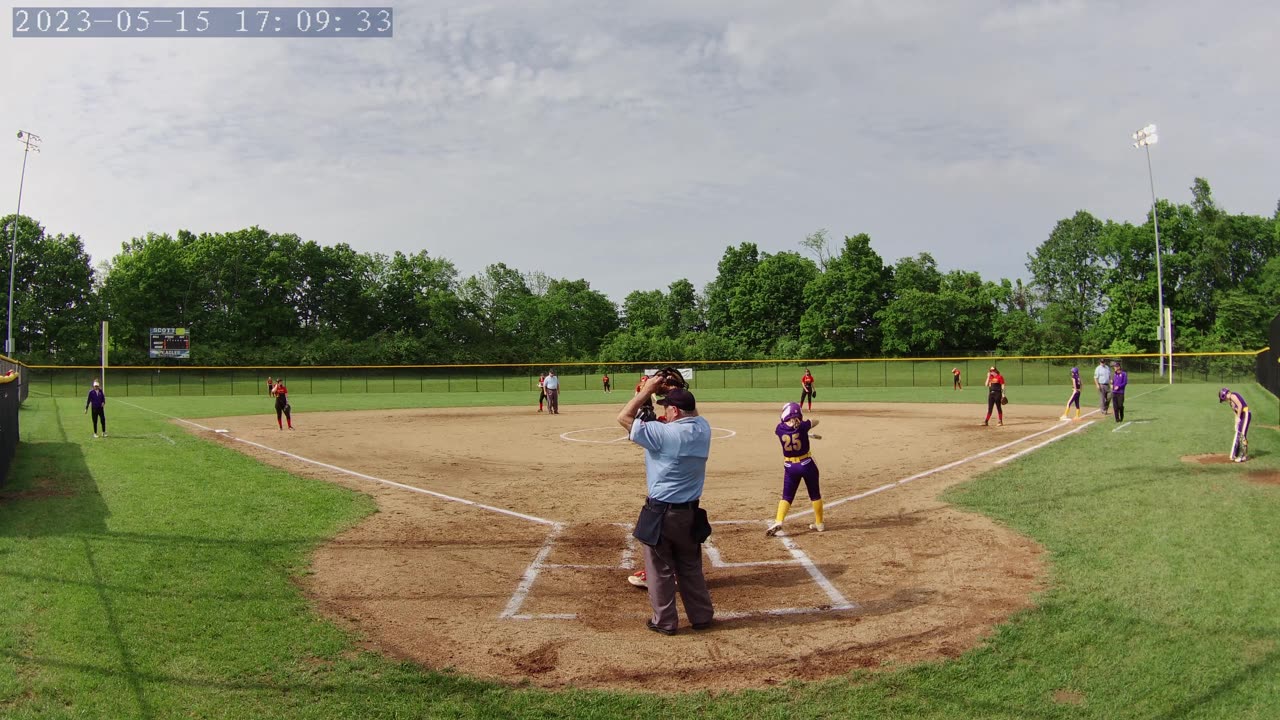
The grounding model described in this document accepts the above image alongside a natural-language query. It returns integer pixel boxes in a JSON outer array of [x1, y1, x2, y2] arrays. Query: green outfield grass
[[0, 384, 1276, 718], [27, 354, 1257, 399]]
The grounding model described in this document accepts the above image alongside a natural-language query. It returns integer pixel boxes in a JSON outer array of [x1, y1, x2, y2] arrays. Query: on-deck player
[[1219, 387, 1251, 462]]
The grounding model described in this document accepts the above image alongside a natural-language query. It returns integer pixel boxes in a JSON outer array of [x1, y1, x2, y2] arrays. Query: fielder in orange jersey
[[799, 368, 816, 411], [271, 378, 293, 430], [537, 373, 547, 412], [1059, 367, 1082, 420], [1219, 387, 1251, 462], [952, 367, 962, 390], [983, 366, 1005, 426]]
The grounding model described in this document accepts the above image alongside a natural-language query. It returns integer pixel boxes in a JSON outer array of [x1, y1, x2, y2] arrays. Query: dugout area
[[195, 401, 1053, 692]]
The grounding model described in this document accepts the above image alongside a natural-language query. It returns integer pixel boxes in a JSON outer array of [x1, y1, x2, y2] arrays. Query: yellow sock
[[812, 499, 824, 525], [774, 500, 791, 524]]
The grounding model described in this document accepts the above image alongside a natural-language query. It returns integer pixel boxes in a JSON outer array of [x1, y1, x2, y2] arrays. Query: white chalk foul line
[[789, 420, 1082, 520], [501, 523, 566, 619], [117, 400, 557, 527], [775, 533, 856, 610], [996, 421, 1095, 464]]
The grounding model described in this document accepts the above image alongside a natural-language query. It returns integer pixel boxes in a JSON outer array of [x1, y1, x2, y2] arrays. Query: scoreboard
[[149, 327, 190, 359]]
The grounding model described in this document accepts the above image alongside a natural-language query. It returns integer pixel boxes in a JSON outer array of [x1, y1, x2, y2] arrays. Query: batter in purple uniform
[[765, 402, 825, 536]]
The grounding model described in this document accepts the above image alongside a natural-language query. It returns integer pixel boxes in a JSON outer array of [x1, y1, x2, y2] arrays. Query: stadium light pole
[[8, 130, 40, 357], [1132, 123, 1166, 378]]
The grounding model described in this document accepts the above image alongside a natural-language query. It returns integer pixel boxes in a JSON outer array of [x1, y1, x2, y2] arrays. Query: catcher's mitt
[[1001, 394, 1009, 405], [635, 367, 687, 422], [651, 366, 689, 395]]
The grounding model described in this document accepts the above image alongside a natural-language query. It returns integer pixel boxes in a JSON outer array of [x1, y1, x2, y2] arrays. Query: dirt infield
[[199, 401, 1055, 692]]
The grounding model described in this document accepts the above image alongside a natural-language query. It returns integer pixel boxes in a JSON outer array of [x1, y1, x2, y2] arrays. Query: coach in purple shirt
[[1110, 361, 1128, 422]]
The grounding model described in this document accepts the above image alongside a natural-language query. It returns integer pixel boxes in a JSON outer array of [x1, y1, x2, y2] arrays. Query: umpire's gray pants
[[1098, 386, 1111, 412], [643, 508, 714, 632]]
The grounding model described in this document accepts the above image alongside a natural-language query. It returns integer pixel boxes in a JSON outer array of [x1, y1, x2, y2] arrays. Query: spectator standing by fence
[[85, 380, 107, 438]]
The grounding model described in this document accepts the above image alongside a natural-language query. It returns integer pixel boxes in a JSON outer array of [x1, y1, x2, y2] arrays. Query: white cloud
[[2, 0, 1277, 304]]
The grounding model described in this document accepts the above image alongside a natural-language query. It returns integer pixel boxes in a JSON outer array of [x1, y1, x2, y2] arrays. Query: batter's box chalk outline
[[499, 522, 856, 621]]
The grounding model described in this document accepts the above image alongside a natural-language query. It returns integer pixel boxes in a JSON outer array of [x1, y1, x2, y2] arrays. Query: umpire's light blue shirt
[[1094, 363, 1112, 386], [630, 416, 711, 504]]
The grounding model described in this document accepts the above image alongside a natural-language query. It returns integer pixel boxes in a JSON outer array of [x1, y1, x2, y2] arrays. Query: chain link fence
[[21, 353, 1259, 398]]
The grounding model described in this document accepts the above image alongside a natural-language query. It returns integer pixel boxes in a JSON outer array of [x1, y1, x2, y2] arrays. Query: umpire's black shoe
[[646, 620, 676, 636]]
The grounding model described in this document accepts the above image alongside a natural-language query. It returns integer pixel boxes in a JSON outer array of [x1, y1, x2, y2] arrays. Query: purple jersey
[[776, 420, 813, 461], [1111, 370, 1128, 394]]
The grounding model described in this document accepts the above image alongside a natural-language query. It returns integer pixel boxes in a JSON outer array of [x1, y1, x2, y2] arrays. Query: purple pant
[[781, 459, 821, 503]]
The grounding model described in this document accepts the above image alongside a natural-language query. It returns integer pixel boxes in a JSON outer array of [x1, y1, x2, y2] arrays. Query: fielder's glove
[[636, 403, 658, 422], [1001, 394, 1009, 405]]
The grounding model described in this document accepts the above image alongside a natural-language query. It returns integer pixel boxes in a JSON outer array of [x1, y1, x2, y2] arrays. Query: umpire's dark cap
[[657, 388, 697, 412]]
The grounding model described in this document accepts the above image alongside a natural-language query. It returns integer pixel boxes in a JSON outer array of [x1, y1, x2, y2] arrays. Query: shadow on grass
[[1157, 646, 1280, 719], [0, 402, 108, 536]]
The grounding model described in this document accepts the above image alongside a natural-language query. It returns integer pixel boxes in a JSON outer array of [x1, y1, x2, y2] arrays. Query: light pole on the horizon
[[7, 130, 41, 357], [1132, 123, 1167, 378]]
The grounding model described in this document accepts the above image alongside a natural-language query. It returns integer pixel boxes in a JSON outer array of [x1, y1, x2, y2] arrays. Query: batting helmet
[[1219, 387, 1230, 402], [1070, 366, 1079, 378], [780, 402, 803, 423]]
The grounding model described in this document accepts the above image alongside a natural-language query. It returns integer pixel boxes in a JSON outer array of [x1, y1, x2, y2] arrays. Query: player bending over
[[1220, 387, 1251, 463]]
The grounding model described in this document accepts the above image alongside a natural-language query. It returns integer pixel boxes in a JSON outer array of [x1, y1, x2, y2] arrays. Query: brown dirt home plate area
[[197, 401, 1064, 693]]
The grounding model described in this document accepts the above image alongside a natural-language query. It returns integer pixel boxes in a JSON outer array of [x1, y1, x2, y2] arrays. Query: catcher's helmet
[[1219, 387, 1230, 402], [780, 402, 803, 423]]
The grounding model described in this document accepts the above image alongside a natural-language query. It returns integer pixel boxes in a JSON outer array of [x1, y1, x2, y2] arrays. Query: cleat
[[646, 619, 676, 636], [765, 521, 783, 537], [92, 433, 98, 438], [997, 421, 1003, 426], [627, 570, 647, 589], [808, 523, 825, 532], [982, 421, 988, 426], [1059, 416, 1069, 421]]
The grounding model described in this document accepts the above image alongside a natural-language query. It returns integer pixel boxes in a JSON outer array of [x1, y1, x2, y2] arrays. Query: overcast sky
[[3, 1, 1277, 303]]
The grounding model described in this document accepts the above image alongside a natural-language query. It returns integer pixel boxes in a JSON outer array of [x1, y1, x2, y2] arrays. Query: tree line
[[2, 177, 1276, 366]]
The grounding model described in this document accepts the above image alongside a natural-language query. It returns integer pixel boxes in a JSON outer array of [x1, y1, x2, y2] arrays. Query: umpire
[[1094, 358, 1112, 413], [617, 374, 714, 636]]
